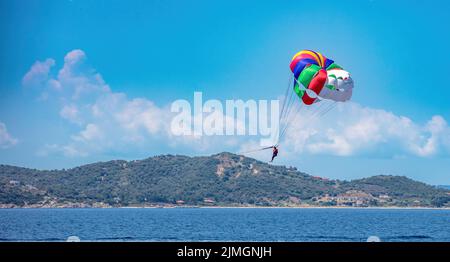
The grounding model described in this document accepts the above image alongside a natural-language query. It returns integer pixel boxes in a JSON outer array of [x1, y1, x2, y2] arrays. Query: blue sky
[[1, 0, 449, 184]]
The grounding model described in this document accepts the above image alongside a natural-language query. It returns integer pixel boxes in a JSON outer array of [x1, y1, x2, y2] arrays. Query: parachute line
[[238, 146, 275, 155], [276, 73, 296, 144]]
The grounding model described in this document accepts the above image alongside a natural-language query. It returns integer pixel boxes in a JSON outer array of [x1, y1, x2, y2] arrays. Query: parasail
[[240, 50, 354, 160], [276, 50, 354, 146], [289, 50, 353, 105]]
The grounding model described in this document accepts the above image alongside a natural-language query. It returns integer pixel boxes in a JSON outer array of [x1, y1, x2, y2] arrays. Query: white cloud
[[24, 50, 175, 157], [24, 49, 450, 159], [37, 144, 87, 157], [56, 49, 110, 99], [307, 129, 353, 156], [25, 49, 248, 157], [114, 98, 167, 135], [22, 49, 110, 100], [282, 102, 450, 157], [22, 58, 55, 87], [407, 115, 448, 157], [72, 124, 103, 142], [61, 145, 88, 157], [57, 49, 86, 81], [0, 122, 18, 149], [60, 104, 82, 124]]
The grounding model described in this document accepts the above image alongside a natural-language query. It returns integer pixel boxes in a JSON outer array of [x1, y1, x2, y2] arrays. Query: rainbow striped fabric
[[290, 50, 342, 105]]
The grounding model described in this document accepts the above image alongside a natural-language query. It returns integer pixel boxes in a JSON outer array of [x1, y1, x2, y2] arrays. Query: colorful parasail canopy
[[290, 50, 353, 105]]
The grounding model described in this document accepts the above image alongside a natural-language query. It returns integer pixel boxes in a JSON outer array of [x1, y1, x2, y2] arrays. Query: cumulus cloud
[[60, 104, 82, 124], [282, 102, 450, 157], [115, 98, 167, 136], [23, 49, 174, 157], [55, 49, 110, 99], [22, 49, 110, 100], [24, 50, 252, 157], [407, 115, 448, 157], [0, 122, 18, 149], [37, 144, 88, 158], [22, 58, 55, 87], [24, 49, 450, 159], [72, 124, 103, 142]]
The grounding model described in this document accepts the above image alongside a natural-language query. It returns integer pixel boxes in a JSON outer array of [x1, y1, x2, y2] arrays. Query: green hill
[[0, 152, 449, 208]]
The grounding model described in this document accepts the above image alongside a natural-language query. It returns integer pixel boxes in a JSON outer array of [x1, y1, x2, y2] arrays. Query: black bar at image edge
[[0, 242, 449, 259]]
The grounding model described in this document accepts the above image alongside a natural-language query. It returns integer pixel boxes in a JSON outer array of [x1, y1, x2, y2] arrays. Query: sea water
[[0, 208, 449, 242]]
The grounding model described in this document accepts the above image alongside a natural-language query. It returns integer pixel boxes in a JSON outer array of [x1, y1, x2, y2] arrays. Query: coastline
[[196, 206, 450, 210], [1, 204, 449, 210]]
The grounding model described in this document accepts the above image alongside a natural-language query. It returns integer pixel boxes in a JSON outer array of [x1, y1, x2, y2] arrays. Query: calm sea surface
[[0, 208, 449, 242]]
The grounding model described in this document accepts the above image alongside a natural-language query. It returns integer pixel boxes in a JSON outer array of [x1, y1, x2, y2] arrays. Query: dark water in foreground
[[0, 208, 449, 242]]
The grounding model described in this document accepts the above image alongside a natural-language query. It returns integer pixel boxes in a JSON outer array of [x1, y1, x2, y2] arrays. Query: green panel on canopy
[[326, 63, 342, 70], [297, 64, 320, 88], [294, 82, 305, 99]]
